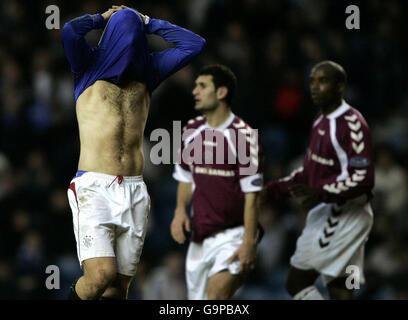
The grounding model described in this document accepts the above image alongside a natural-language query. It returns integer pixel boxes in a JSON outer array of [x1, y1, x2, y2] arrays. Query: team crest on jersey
[[349, 157, 369, 168], [251, 177, 263, 187]]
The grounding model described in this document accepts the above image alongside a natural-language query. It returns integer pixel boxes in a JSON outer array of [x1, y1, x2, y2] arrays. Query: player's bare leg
[[327, 277, 354, 300], [286, 266, 323, 299], [101, 274, 133, 299], [74, 257, 117, 300], [206, 270, 248, 300]]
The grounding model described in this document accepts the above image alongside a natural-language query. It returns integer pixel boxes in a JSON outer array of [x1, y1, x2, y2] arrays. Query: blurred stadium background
[[0, 0, 407, 299]]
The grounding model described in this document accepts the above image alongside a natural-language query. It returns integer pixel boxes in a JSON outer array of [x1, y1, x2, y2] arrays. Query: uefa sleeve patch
[[349, 157, 370, 168]]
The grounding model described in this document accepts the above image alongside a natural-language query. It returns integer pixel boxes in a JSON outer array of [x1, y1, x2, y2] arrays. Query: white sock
[[293, 286, 324, 300]]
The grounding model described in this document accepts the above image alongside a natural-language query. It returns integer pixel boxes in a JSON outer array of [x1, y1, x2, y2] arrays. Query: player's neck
[[204, 104, 231, 128], [321, 98, 342, 116]]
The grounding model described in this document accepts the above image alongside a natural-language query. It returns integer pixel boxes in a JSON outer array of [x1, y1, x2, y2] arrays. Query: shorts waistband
[[73, 171, 144, 183]]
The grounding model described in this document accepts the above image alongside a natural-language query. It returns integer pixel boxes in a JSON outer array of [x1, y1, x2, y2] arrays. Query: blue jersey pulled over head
[[62, 9, 206, 101]]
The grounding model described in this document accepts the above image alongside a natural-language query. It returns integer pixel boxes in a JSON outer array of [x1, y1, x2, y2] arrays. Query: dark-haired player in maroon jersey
[[171, 64, 263, 300], [264, 61, 374, 300]]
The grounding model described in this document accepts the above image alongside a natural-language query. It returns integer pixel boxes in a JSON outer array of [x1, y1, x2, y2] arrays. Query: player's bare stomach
[[76, 80, 150, 176]]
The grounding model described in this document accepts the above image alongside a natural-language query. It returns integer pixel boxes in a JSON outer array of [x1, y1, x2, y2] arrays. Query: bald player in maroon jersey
[[264, 61, 374, 300], [171, 64, 264, 300]]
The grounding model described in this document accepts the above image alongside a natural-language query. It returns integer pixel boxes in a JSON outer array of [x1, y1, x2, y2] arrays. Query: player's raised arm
[[144, 15, 206, 88], [62, 14, 103, 74], [62, 8, 122, 74]]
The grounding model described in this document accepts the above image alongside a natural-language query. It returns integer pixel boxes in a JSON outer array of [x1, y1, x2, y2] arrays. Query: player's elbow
[[188, 36, 206, 57], [62, 22, 75, 43], [195, 36, 206, 54]]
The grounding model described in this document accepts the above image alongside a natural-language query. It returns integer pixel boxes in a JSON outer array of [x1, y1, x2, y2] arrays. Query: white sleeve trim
[[330, 118, 349, 181], [144, 15, 150, 24], [173, 164, 193, 183], [240, 173, 263, 193]]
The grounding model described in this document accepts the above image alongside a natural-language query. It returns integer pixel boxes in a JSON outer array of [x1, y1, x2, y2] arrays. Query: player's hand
[[101, 6, 124, 21], [228, 241, 257, 274], [289, 184, 319, 211], [170, 207, 191, 244]]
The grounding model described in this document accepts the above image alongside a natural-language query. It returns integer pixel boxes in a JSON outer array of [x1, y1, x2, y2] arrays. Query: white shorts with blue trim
[[67, 171, 150, 276]]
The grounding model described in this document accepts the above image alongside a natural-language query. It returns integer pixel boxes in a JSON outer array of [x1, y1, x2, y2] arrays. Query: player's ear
[[337, 82, 345, 94], [216, 86, 228, 101]]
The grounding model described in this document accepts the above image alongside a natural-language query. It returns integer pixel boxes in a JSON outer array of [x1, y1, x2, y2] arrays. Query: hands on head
[[102, 5, 146, 24]]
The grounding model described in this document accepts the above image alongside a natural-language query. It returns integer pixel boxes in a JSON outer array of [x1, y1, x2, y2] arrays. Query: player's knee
[[112, 276, 131, 293], [87, 267, 117, 292]]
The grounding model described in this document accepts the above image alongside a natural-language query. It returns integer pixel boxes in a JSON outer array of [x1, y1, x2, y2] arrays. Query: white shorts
[[290, 200, 373, 286], [67, 171, 150, 276], [186, 225, 245, 300]]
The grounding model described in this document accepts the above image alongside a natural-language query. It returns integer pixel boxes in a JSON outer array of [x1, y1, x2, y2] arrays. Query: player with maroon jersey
[[264, 61, 374, 300], [171, 64, 264, 300]]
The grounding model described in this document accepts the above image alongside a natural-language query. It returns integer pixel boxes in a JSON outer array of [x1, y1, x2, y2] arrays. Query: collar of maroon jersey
[[205, 112, 235, 130], [325, 100, 351, 120]]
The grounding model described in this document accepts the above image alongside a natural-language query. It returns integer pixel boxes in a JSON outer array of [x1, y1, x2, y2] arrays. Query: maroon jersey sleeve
[[316, 111, 374, 204], [236, 123, 264, 193], [265, 164, 307, 201]]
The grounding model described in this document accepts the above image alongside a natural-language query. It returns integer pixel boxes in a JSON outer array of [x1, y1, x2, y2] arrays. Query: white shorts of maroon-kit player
[[185, 225, 246, 300], [290, 195, 373, 286], [67, 171, 150, 276]]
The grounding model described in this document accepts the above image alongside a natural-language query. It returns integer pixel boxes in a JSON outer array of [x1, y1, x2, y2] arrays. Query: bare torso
[[76, 80, 150, 176]]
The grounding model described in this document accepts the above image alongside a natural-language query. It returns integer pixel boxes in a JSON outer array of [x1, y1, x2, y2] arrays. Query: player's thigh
[[185, 242, 210, 300], [286, 266, 320, 295], [115, 183, 150, 277], [68, 178, 117, 265], [115, 229, 146, 277], [82, 257, 117, 285], [207, 270, 247, 300]]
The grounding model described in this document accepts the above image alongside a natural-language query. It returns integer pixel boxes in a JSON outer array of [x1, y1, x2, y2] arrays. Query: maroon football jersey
[[173, 112, 264, 242], [266, 101, 374, 205]]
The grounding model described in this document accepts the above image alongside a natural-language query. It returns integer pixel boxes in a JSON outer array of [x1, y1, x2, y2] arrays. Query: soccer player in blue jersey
[[62, 5, 205, 300]]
